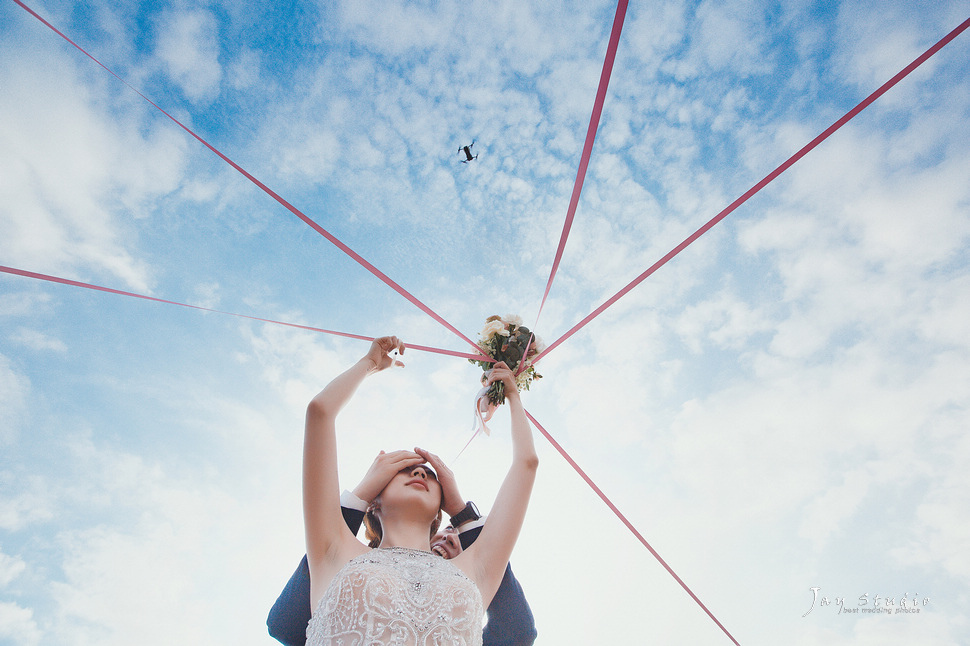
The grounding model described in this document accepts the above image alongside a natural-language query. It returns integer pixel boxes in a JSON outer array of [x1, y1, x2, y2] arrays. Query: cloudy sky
[[2, 0, 969, 644]]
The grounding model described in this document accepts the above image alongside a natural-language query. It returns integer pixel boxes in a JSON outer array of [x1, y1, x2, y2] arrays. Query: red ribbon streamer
[[11, 0, 481, 357], [0, 265, 489, 362], [526, 410, 742, 646], [523, 0, 629, 368], [532, 14, 970, 367]]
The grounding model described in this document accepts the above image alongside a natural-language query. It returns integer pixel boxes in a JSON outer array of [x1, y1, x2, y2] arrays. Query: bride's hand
[[415, 447, 465, 516], [486, 361, 519, 401], [352, 449, 425, 503], [364, 336, 405, 372]]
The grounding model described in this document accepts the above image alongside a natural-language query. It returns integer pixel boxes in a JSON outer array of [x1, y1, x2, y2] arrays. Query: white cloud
[[0, 354, 30, 445], [29, 421, 300, 644], [892, 426, 970, 579], [834, 1, 936, 92], [692, 0, 774, 77], [793, 613, 963, 646], [918, 275, 970, 347], [0, 37, 186, 291], [0, 291, 55, 318], [191, 281, 222, 310], [227, 46, 261, 91], [0, 601, 41, 646], [667, 343, 943, 520], [274, 126, 342, 186], [335, 1, 456, 57], [0, 549, 26, 588], [154, 8, 223, 104], [623, 0, 689, 68], [675, 290, 772, 353], [0, 473, 53, 532], [9, 328, 68, 353]]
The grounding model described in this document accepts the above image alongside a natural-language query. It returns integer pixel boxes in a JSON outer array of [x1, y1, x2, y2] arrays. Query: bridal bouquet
[[469, 314, 544, 408], [455, 314, 544, 452]]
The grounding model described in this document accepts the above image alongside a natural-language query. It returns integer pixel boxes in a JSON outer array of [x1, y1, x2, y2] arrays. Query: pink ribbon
[[473, 386, 497, 437], [520, 0, 629, 376], [454, 386, 496, 461], [0, 266, 490, 362]]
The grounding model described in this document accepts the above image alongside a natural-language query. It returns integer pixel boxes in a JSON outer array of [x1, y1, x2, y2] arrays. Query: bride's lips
[[406, 478, 429, 491]]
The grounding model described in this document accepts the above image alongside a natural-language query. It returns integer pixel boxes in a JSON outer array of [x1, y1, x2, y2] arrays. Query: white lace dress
[[306, 547, 484, 646]]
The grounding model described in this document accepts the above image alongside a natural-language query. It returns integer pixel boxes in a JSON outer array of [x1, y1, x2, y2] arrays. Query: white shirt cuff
[[456, 516, 486, 533], [340, 490, 369, 512]]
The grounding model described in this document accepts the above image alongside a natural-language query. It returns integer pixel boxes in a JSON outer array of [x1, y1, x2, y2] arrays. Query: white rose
[[481, 319, 510, 340], [503, 314, 524, 327]]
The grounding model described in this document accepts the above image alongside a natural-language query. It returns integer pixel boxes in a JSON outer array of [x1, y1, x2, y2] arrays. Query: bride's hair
[[364, 502, 443, 549]]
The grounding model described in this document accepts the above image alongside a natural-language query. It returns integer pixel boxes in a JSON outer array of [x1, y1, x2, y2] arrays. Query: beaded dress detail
[[307, 547, 484, 646]]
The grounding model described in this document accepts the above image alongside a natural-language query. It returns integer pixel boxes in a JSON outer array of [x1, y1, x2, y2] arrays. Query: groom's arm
[[266, 492, 368, 646]]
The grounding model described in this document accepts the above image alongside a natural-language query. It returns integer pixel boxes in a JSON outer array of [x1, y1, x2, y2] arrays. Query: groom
[[269, 449, 537, 646]]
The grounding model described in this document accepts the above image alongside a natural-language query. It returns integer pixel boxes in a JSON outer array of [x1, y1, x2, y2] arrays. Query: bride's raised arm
[[457, 362, 539, 606], [302, 337, 405, 572]]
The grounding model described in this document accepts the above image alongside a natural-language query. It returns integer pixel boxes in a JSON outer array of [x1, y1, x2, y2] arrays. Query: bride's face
[[381, 465, 442, 518]]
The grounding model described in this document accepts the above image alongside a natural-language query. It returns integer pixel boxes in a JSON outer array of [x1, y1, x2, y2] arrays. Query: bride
[[303, 336, 539, 645]]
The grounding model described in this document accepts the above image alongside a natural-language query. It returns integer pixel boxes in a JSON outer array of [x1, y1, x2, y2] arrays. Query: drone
[[458, 140, 478, 163]]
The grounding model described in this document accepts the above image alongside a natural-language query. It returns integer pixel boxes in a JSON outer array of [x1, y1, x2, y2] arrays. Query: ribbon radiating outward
[[0, 266, 488, 362], [521, 0, 629, 367], [526, 411, 741, 646]]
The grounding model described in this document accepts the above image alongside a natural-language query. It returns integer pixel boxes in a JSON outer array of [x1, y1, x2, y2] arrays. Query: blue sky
[[2, 0, 970, 644]]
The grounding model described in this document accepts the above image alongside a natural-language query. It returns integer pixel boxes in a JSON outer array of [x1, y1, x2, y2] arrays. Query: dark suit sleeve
[[458, 525, 538, 646], [266, 507, 366, 646]]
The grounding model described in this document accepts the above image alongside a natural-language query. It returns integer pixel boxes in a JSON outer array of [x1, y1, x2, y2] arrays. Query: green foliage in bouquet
[[469, 314, 544, 406]]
